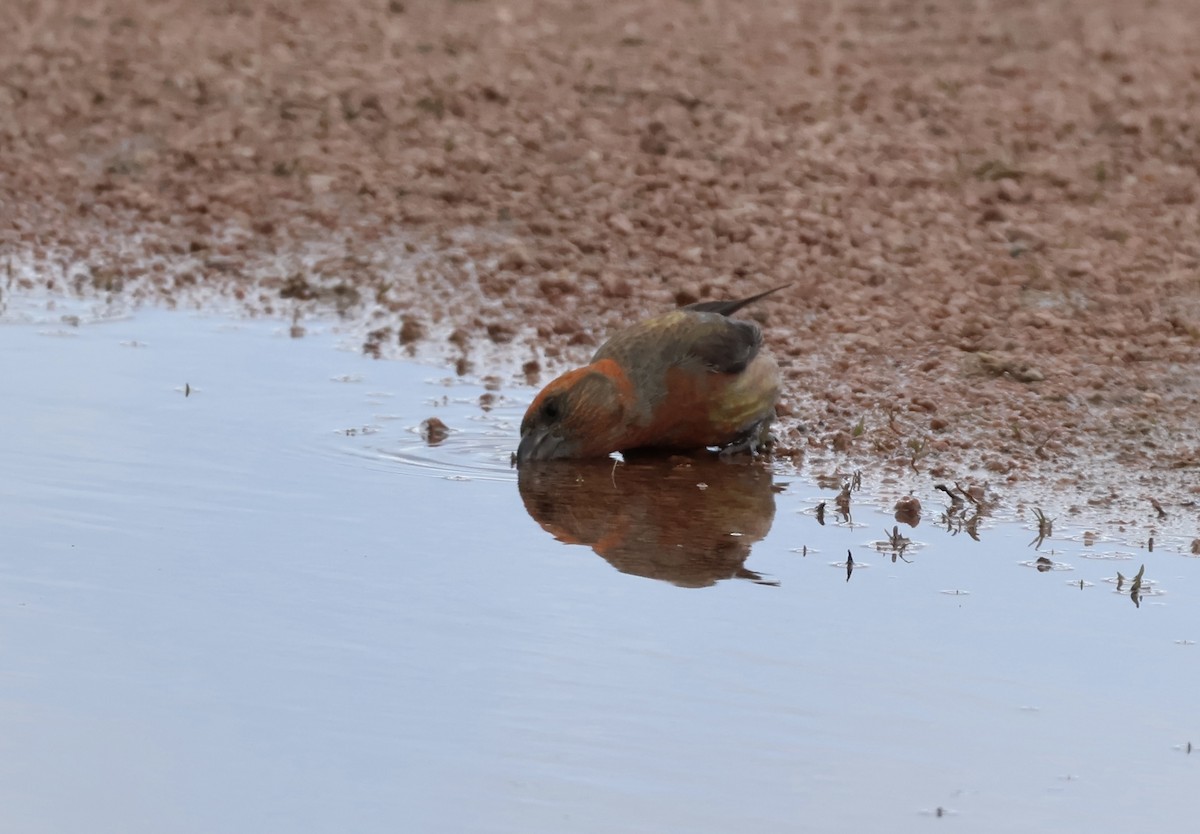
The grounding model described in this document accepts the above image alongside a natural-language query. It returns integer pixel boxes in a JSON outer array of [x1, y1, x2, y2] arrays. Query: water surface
[[1, 303, 1196, 833]]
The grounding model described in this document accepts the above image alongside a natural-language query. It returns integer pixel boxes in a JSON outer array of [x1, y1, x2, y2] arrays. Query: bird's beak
[[516, 426, 573, 465]]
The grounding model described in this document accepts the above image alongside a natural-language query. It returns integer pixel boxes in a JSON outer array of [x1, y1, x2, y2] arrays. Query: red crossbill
[[517, 285, 787, 463]]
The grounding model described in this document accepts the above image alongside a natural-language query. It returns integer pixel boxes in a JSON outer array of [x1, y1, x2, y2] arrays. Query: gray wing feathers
[[684, 316, 762, 374]]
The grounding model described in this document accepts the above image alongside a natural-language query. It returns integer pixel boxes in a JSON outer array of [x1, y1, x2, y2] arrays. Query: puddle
[[1, 302, 1198, 833]]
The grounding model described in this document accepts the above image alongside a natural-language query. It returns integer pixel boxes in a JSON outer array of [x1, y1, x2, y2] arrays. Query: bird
[[516, 285, 787, 463]]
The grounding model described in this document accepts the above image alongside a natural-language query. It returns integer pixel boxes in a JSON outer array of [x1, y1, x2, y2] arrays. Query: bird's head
[[517, 360, 631, 464]]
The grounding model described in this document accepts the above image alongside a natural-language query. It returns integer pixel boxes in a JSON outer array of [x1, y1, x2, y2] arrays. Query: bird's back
[[592, 308, 763, 378]]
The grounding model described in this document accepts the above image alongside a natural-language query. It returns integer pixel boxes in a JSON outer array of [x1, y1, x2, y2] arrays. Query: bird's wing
[[680, 314, 762, 375], [593, 309, 764, 375]]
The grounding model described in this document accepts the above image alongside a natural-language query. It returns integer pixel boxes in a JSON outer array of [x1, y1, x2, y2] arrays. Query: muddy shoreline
[[2, 0, 1198, 534]]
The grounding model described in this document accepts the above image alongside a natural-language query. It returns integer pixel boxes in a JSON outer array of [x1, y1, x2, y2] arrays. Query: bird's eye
[[540, 397, 561, 421]]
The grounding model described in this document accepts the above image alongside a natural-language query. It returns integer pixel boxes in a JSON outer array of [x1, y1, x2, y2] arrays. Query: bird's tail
[[682, 283, 792, 316]]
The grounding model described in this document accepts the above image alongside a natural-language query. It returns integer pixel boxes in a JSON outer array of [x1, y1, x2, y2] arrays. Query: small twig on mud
[[954, 481, 983, 507], [908, 436, 929, 473], [884, 406, 903, 435], [1149, 497, 1167, 520], [934, 483, 963, 508], [1033, 428, 1060, 460], [835, 481, 852, 520], [1029, 506, 1054, 548]]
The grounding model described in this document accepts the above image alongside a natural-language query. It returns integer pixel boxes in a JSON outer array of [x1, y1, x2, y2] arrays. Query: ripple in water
[[331, 423, 519, 482]]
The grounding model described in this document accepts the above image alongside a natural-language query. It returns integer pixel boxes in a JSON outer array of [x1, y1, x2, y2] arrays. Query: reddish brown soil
[[2, 1, 1198, 530]]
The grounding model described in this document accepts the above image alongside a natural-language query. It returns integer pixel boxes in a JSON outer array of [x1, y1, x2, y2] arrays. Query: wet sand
[[2, 0, 1198, 527]]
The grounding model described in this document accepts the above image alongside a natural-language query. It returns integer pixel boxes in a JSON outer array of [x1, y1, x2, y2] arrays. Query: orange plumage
[[516, 286, 786, 463]]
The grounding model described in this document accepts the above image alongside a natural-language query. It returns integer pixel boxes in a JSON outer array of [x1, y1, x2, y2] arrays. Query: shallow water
[[1, 301, 1197, 833]]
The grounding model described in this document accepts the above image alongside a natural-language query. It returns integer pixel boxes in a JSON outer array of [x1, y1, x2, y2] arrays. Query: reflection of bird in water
[[516, 286, 787, 463], [517, 455, 778, 588]]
